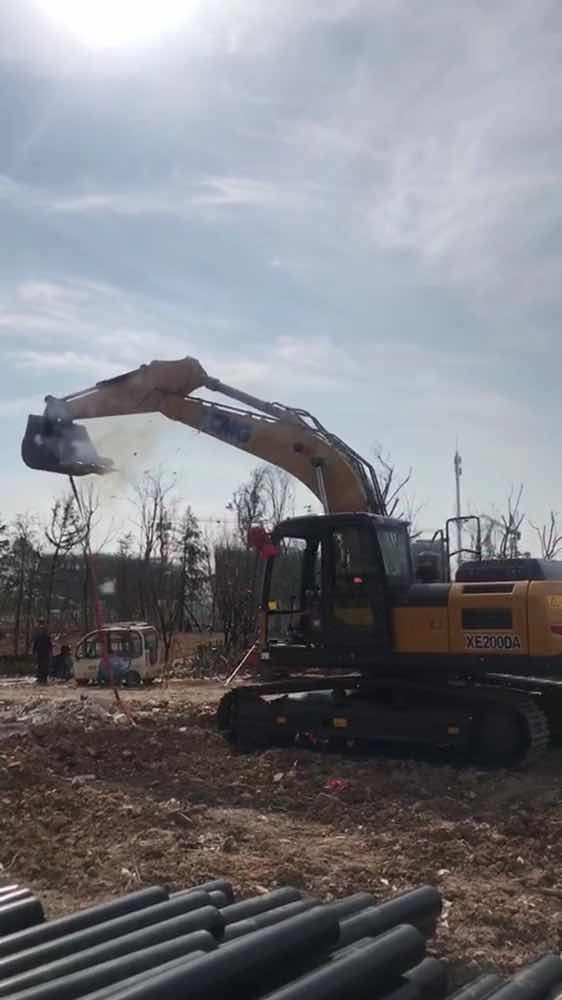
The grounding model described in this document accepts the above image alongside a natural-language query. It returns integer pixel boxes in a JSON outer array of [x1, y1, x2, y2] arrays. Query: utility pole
[[454, 448, 462, 562]]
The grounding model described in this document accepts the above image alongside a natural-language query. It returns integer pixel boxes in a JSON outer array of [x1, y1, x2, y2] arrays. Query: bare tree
[[115, 532, 137, 620], [23, 539, 42, 653], [129, 473, 207, 662], [227, 464, 295, 542], [530, 511, 562, 559], [74, 483, 114, 632], [0, 516, 10, 620], [262, 467, 295, 525], [219, 465, 290, 651], [479, 516, 502, 559], [213, 532, 260, 652], [401, 494, 424, 540], [228, 467, 268, 544], [174, 507, 207, 632], [133, 470, 176, 620], [202, 526, 218, 630], [153, 512, 206, 660], [372, 448, 413, 518], [371, 446, 423, 536], [150, 505, 176, 663], [498, 485, 525, 559], [135, 470, 175, 563], [477, 487, 527, 561], [9, 516, 41, 654], [43, 495, 85, 625]]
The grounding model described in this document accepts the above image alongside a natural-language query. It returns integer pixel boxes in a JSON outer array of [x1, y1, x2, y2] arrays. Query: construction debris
[[0, 697, 121, 739]]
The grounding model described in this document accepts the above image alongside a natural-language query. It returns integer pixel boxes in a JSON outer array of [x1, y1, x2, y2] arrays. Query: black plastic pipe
[[404, 956, 449, 997], [330, 936, 378, 959], [382, 956, 449, 1000], [223, 899, 320, 941], [0, 887, 167, 959], [0, 911, 221, 995], [0, 897, 44, 937], [2, 929, 216, 1000], [448, 975, 506, 1000], [0, 886, 20, 897], [92, 905, 340, 1000], [322, 892, 377, 920], [246, 924, 427, 1000], [0, 898, 222, 980], [172, 879, 234, 903], [0, 890, 33, 908], [208, 890, 229, 908], [482, 956, 562, 1000], [72, 950, 209, 1000], [221, 887, 302, 924], [337, 887, 442, 947]]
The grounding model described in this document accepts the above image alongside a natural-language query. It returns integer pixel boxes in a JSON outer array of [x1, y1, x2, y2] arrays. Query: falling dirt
[[1, 679, 561, 982]]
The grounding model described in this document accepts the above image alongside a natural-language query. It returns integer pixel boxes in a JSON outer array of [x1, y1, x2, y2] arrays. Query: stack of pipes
[[0, 879, 558, 1000]]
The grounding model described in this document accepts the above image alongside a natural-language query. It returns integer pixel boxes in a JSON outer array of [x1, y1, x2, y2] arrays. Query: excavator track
[[217, 680, 551, 768], [466, 689, 549, 767], [513, 697, 550, 766]]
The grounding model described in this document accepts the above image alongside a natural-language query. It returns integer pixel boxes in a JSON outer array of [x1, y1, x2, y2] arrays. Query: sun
[[36, 0, 191, 49]]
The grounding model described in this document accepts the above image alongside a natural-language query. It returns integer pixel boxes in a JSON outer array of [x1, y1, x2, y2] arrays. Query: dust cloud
[[84, 415, 169, 529]]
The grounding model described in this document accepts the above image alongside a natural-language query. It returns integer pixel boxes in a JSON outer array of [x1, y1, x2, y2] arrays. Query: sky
[[0, 0, 561, 548]]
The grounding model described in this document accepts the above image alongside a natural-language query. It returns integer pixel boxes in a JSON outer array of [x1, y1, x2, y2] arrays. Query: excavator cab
[[261, 513, 411, 671], [21, 410, 113, 477]]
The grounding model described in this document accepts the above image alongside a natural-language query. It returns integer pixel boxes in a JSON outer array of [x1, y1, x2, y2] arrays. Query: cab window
[[268, 538, 320, 612], [328, 527, 376, 632], [331, 527, 376, 583], [377, 525, 411, 581]]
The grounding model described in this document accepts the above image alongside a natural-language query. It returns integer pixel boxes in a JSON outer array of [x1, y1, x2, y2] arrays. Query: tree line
[[0, 465, 295, 660], [1, 453, 560, 660]]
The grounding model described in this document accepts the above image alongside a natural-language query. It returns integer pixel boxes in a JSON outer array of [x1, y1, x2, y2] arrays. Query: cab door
[[324, 524, 390, 652]]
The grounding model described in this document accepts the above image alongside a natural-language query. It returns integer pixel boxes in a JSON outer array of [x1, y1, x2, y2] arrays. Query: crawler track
[[217, 678, 551, 767]]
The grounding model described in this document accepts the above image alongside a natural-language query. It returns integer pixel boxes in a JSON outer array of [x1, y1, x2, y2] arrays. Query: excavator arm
[[22, 356, 386, 516]]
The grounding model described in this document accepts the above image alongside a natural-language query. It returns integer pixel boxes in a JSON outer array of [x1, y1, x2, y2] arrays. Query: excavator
[[20, 356, 562, 766]]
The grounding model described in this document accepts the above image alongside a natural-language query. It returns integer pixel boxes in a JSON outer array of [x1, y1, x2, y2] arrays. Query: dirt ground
[[1, 679, 561, 982]]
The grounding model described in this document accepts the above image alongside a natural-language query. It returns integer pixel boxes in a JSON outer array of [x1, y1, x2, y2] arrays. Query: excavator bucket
[[21, 415, 114, 477]]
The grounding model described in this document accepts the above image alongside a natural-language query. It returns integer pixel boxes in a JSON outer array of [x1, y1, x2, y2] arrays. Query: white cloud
[[47, 173, 315, 219], [382, 8, 561, 304], [0, 279, 127, 342], [0, 174, 22, 199], [4, 1, 559, 309], [0, 395, 42, 417], [13, 349, 122, 378], [0, 312, 64, 333], [261, 1, 562, 306], [1, 0, 561, 541]]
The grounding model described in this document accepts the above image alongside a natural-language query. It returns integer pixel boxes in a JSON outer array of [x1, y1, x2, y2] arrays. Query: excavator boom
[[21, 356, 386, 515]]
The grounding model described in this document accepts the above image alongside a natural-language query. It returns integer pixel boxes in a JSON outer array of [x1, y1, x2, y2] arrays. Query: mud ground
[[1, 678, 561, 981]]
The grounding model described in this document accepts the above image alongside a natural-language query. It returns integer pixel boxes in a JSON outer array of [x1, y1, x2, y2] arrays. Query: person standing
[[32, 621, 52, 685]]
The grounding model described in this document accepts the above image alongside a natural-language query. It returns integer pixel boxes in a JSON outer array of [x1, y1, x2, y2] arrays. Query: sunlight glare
[[37, 0, 191, 49]]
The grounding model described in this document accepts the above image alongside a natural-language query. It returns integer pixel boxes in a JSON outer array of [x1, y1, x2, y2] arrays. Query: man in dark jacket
[[32, 621, 52, 685]]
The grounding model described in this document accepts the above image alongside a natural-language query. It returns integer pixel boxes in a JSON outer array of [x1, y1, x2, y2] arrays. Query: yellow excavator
[[21, 356, 562, 766]]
